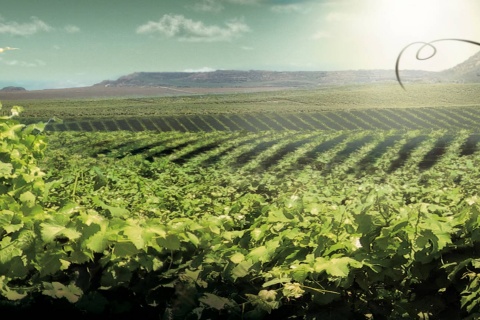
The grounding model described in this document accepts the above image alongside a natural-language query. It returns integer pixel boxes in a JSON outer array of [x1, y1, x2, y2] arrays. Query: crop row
[[27, 106, 480, 132], [65, 129, 479, 175]]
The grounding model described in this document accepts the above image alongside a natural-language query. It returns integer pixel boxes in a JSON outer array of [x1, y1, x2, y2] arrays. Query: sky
[[1, 0, 480, 90]]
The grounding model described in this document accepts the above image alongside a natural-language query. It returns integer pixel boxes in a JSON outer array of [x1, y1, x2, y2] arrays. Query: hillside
[[91, 49, 480, 89], [2, 50, 480, 101], [93, 69, 440, 88], [440, 50, 480, 82]]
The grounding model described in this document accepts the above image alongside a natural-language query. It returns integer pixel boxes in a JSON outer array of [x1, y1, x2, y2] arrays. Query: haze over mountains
[[93, 69, 434, 89], [2, 50, 480, 96], [93, 50, 480, 89]]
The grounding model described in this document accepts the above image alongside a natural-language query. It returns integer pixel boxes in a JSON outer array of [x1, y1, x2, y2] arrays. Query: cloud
[[136, 14, 250, 42], [325, 12, 355, 22], [241, 45, 254, 50], [227, 0, 261, 4], [189, 0, 309, 12], [64, 25, 80, 33], [190, 0, 224, 12], [270, 4, 306, 13], [312, 31, 331, 40], [183, 67, 216, 72], [0, 57, 46, 67], [265, 0, 315, 5], [0, 16, 52, 36]]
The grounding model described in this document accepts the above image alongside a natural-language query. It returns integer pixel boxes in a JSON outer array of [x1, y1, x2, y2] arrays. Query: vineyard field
[[20, 105, 480, 132], [4, 84, 480, 318], [45, 128, 480, 178], [31, 125, 480, 318]]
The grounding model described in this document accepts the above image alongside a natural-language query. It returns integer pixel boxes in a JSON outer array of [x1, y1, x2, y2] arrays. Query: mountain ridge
[[93, 69, 440, 88], [440, 50, 480, 82], [92, 50, 480, 88]]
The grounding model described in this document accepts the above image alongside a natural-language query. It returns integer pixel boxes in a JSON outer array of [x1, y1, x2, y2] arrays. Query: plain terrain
[[1, 83, 480, 120]]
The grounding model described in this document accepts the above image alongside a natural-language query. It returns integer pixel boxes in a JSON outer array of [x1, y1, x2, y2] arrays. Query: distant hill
[[92, 50, 480, 89], [2, 50, 480, 100], [1, 86, 27, 92], [439, 50, 480, 83], [93, 69, 440, 89]]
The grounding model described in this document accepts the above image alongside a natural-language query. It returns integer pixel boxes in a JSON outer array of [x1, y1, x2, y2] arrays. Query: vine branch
[[395, 38, 480, 90]]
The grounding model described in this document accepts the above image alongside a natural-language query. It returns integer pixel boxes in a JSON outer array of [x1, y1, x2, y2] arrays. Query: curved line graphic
[[395, 38, 480, 90]]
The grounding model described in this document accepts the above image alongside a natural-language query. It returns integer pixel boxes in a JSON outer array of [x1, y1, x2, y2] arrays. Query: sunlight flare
[[0, 47, 19, 53]]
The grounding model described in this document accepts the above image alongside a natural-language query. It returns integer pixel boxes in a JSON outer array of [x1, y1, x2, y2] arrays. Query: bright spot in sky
[[352, 0, 480, 71]]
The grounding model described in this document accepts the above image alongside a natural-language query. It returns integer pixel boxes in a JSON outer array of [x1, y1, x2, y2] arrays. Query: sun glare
[[377, 0, 446, 41], [362, 0, 480, 71]]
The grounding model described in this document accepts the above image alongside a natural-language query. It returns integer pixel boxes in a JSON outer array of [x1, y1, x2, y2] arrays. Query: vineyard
[[2, 86, 480, 319], [27, 106, 480, 132], [47, 129, 479, 175]]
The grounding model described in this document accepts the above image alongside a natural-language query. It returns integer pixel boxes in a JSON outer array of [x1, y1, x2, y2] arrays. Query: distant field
[[2, 83, 479, 132], [2, 83, 480, 118], [17, 106, 480, 132]]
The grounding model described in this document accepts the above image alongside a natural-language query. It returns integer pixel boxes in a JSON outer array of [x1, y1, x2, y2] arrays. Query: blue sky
[[1, 0, 480, 89]]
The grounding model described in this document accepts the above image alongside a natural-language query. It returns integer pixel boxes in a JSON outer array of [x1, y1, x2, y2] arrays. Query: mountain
[[91, 49, 480, 89], [93, 69, 440, 89], [0, 86, 27, 92], [439, 50, 480, 82]]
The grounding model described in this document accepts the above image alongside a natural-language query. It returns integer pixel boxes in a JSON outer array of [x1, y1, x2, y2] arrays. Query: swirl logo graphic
[[395, 39, 480, 90]]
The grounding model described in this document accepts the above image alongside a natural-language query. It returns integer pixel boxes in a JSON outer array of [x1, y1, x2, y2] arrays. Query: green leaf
[[209, 224, 221, 234], [186, 232, 200, 247], [143, 221, 167, 238], [314, 257, 361, 278], [84, 229, 109, 253], [231, 260, 253, 279], [291, 264, 311, 282], [38, 251, 64, 276], [262, 277, 292, 288], [199, 293, 233, 310], [230, 252, 245, 264], [40, 222, 81, 243], [92, 196, 129, 217], [42, 282, 83, 303], [0, 237, 22, 264], [50, 116, 63, 124], [0, 162, 13, 177], [2, 287, 28, 301], [267, 209, 292, 223], [113, 241, 138, 257], [247, 246, 269, 263], [123, 224, 145, 249], [157, 234, 181, 251], [15, 230, 35, 250], [10, 106, 24, 117], [0, 210, 23, 234]]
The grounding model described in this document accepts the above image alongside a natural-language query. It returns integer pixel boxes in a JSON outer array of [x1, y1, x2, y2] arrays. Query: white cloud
[[190, 0, 224, 12], [270, 4, 308, 13], [64, 25, 80, 33], [227, 0, 261, 4], [136, 14, 250, 42], [325, 12, 355, 23], [312, 31, 331, 40], [0, 57, 46, 67], [187, 0, 262, 12], [320, 0, 351, 7], [241, 45, 254, 50], [0, 16, 52, 36], [183, 67, 216, 72]]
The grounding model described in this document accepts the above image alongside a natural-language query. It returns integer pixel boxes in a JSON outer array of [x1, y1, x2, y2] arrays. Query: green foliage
[[2, 107, 480, 318]]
